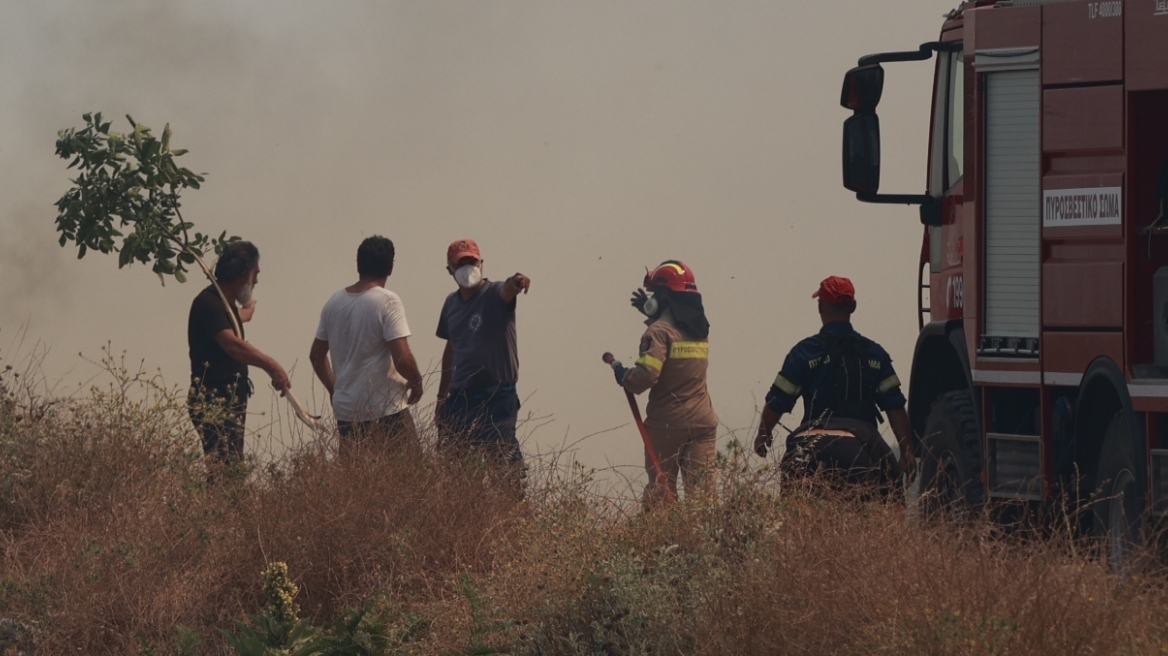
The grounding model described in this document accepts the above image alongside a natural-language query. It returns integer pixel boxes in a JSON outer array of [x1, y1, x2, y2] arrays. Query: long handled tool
[[182, 239, 320, 431], [602, 352, 674, 503]]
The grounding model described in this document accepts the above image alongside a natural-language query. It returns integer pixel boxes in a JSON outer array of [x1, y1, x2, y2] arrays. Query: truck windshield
[[947, 51, 964, 188], [929, 48, 965, 196]]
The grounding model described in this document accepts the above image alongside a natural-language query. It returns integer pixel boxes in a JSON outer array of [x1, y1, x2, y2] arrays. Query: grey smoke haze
[[1, 1, 941, 483]]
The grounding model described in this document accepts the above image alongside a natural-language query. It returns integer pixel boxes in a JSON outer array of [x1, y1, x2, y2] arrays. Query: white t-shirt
[[315, 287, 412, 422]]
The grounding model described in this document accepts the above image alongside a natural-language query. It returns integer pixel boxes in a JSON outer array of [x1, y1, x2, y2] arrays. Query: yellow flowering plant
[[221, 562, 318, 655]]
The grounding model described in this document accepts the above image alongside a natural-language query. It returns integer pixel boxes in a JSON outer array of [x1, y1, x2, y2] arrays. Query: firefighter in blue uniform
[[754, 276, 916, 490]]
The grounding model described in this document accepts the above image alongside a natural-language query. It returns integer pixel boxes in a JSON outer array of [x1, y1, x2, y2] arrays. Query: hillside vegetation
[[2, 351, 1167, 655]]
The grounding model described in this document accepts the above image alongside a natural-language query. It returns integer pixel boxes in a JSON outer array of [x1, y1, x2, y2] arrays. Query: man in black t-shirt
[[188, 241, 291, 466]]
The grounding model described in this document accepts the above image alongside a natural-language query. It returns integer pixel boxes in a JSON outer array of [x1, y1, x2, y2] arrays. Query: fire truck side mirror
[[842, 112, 880, 195], [840, 65, 884, 112], [919, 197, 943, 227]]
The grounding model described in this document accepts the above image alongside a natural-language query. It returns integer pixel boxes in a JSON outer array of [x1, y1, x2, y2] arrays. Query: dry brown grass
[[0, 353, 523, 653], [3, 353, 1168, 655], [480, 465, 1168, 656]]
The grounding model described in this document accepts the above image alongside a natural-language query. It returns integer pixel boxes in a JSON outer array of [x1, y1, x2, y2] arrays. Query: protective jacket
[[623, 311, 718, 430], [765, 321, 905, 427]]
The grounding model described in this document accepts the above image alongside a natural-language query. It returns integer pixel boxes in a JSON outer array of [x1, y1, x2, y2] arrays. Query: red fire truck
[[840, 0, 1168, 559]]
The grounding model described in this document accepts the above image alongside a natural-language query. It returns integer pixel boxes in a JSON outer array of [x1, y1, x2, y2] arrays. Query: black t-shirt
[[188, 284, 247, 385]]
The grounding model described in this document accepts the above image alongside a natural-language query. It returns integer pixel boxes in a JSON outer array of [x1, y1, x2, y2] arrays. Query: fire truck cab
[[841, 0, 1168, 557]]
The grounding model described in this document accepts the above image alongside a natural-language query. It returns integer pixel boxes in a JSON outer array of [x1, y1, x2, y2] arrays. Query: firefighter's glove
[[630, 288, 650, 314], [612, 363, 628, 387]]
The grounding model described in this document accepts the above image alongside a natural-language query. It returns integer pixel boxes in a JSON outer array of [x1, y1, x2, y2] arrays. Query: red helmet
[[644, 260, 698, 293]]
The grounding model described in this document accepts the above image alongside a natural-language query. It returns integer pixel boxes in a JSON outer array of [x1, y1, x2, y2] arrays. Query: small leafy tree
[[54, 113, 319, 428], [54, 112, 235, 286]]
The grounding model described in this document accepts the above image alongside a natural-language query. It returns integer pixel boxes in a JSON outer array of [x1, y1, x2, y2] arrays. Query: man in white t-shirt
[[310, 236, 425, 456]]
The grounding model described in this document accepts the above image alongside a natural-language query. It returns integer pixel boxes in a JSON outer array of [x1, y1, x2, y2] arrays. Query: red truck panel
[[1043, 1, 1124, 85], [967, 5, 1040, 52], [1126, 0, 1168, 90], [1042, 260, 1124, 327], [1043, 86, 1124, 152], [1043, 331, 1124, 376]]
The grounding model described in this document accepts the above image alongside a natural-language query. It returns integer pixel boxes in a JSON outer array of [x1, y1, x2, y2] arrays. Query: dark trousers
[[187, 379, 250, 467], [336, 410, 419, 459], [437, 386, 523, 467], [782, 417, 899, 495]]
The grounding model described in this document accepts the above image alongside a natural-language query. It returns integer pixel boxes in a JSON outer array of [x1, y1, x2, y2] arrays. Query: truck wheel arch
[[1073, 357, 1139, 493], [909, 321, 977, 448]]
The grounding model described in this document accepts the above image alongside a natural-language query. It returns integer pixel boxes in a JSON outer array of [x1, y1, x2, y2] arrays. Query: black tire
[[1091, 412, 1147, 571], [919, 389, 984, 513]]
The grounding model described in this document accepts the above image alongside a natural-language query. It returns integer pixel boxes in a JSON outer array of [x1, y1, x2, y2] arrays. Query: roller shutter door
[[984, 69, 1040, 339]]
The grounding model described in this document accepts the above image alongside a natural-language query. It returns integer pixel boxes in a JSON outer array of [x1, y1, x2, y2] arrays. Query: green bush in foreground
[[220, 562, 431, 656]]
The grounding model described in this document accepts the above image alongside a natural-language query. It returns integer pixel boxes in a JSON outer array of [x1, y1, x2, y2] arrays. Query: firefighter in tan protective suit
[[612, 261, 718, 505]]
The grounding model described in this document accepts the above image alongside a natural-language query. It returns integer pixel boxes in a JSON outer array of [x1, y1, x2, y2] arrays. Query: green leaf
[[55, 113, 208, 287]]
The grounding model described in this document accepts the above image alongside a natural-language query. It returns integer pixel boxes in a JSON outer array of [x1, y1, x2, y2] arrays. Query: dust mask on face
[[454, 264, 483, 289], [641, 295, 659, 317]]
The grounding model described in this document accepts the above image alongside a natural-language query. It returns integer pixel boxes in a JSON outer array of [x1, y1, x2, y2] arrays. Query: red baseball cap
[[812, 276, 856, 305], [446, 239, 481, 265]]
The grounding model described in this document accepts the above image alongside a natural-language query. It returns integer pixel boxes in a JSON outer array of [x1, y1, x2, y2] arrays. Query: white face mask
[[454, 264, 483, 289], [641, 295, 659, 317], [236, 277, 255, 306]]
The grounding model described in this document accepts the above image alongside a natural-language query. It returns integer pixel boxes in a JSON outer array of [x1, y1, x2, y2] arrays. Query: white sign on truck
[[1043, 187, 1122, 228]]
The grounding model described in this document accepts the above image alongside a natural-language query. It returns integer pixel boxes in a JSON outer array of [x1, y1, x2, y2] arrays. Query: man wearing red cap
[[753, 276, 916, 492], [435, 239, 531, 472]]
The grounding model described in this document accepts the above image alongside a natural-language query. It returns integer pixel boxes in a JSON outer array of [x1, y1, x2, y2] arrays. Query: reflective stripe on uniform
[[669, 341, 709, 359], [636, 354, 664, 371], [877, 374, 901, 393], [772, 373, 801, 396]]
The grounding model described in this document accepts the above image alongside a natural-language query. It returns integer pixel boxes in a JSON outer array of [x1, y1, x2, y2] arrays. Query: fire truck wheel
[[1091, 412, 1146, 571], [919, 389, 984, 514]]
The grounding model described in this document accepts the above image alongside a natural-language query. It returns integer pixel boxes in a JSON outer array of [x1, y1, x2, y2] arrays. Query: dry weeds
[[1, 350, 1167, 655]]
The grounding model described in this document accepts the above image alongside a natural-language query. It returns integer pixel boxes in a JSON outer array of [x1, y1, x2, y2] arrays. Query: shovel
[[602, 352, 674, 504]]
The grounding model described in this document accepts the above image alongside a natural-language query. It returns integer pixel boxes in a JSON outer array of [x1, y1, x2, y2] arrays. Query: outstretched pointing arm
[[500, 273, 531, 304]]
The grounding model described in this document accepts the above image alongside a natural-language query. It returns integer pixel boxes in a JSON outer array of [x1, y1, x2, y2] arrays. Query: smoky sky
[[1, 0, 943, 484]]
